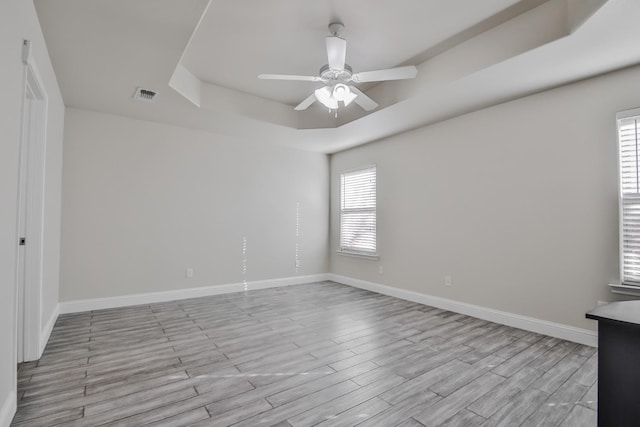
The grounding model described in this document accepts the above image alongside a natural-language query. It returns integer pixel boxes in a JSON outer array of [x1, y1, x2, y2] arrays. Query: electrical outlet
[[378, 265, 384, 275], [445, 275, 452, 287], [186, 268, 193, 278]]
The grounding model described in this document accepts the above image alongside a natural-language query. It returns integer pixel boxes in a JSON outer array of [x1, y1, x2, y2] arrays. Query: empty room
[[3, 0, 640, 426]]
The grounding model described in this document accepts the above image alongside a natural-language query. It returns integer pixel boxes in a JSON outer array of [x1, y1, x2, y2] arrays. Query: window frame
[[613, 108, 640, 295], [337, 165, 379, 260]]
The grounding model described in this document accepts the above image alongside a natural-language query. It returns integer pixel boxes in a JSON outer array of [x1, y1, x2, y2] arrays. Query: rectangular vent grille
[[133, 87, 157, 102]]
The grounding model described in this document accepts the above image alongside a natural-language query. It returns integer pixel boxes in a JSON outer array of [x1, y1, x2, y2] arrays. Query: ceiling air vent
[[133, 87, 157, 102]]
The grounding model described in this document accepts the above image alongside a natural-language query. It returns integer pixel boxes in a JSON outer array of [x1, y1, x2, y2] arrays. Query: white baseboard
[[328, 274, 598, 347], [39, 303, 59, 356], [59, 274, 330, 314], [55, 272, 597, 346], [0, 391, 16, 427]]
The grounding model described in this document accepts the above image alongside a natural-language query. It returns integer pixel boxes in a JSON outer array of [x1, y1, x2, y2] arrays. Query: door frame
[[16, 39, 48, 363]]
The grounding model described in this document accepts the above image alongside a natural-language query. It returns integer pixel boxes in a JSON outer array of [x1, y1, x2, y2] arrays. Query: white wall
[[60, 108, 329, 301], [330, 65, 640, 332], [0, 0, 64, 424]]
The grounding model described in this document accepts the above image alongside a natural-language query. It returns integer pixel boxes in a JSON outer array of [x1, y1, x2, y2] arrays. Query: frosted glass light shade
[[315, 86, 338, 109]]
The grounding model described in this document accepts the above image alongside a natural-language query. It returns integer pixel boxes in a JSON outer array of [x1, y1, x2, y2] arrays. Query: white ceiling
[[34, 0, 640, 153]]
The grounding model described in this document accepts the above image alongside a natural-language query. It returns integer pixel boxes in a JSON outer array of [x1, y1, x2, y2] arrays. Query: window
[[617, 109, 640, 287], [339, 165, 377, 257]]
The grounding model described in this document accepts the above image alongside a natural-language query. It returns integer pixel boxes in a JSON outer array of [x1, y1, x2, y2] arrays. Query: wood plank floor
[[13, 281, 597, 426]]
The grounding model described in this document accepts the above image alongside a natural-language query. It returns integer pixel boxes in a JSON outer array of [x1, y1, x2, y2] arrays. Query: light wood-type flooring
[[13, 281, 597, 426]]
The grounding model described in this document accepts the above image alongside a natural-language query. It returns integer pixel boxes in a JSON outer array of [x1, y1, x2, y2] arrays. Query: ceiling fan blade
[[294, 93, 318, 111], [351, 66, 418, 83], [326, 36, 346, 71], [258, 74, 321, 82], [350, 87, 378, 111]]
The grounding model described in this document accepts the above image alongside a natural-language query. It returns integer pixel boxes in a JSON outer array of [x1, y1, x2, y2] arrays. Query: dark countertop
[[586, 300, 640, 325]]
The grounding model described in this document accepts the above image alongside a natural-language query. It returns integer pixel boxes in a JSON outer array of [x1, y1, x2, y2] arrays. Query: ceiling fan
[[258, 23, 418, 112]]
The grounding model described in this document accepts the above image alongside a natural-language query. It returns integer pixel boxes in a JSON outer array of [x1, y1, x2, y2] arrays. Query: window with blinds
[[618, 110, 640, 285], [340, 166, 377, 256]]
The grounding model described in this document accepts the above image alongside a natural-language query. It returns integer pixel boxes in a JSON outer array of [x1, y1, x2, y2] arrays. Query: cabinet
[[586, 301, 640, 426]]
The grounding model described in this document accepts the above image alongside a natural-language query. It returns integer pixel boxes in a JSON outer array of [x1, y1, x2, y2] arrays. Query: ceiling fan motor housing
[[319, 64, 352, 83]]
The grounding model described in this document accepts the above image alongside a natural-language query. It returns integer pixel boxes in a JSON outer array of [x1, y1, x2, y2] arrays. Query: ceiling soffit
[[170, 0, 607, 132]]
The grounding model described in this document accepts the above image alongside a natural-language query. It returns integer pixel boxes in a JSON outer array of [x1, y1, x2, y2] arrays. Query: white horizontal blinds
[[619, 117, 640, 194], [619, 116, 640, 284], [340, 166, 376, 254], [622, 197, 640, 283]]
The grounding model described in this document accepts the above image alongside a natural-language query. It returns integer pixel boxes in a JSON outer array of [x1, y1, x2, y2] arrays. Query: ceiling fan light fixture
[[332, 84, 349, 101], [333, 84, 357, 106], [343, 91, 357, 107], [314, 84, 357, 110], [315, 86, 338, 109]]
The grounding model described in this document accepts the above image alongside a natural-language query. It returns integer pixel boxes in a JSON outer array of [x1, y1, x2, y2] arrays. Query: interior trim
[[0, 390, 16, 427], [328, 273, 598, 347], [39, 304, 60, 358], [58, 274, 331, 314], [609, 283, 640, 297], [54, 273, 597, 347], [336, 250, 379, 261]]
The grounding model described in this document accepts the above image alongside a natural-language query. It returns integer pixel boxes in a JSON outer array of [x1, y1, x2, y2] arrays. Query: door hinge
[[19, 237, 26, 246]]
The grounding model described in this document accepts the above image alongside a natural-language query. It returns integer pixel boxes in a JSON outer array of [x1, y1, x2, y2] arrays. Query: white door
[[16, 85, 36, 364], [17, 41, 47, 363]]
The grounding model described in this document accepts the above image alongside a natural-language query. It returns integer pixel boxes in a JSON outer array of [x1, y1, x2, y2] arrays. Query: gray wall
[[0, 0, 64, 419], [60, 108, 329, 301], [330, 65, 640, 331]]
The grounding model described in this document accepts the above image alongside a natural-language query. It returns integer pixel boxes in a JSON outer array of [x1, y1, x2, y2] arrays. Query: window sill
[[609, 283, 640, 297], [337, 250, 379, 261]]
